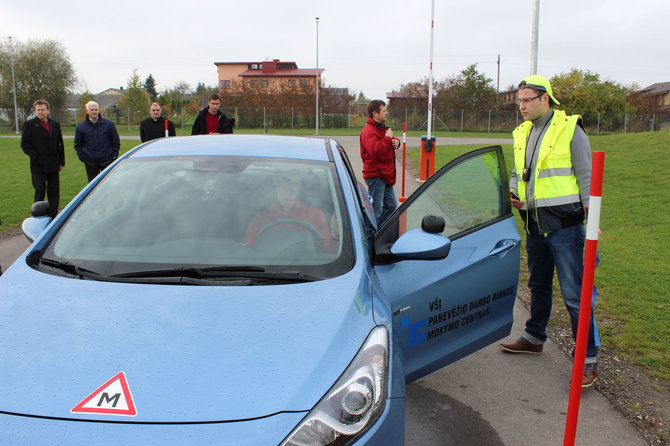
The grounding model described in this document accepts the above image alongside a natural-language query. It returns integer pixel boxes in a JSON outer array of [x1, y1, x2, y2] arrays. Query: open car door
[[374, 146, 520, 383]]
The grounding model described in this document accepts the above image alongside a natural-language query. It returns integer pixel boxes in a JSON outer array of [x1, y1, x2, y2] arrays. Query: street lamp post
[[315, 17, 320, 136], [9, 36, 20, 134], [530, 0, 540, 74]]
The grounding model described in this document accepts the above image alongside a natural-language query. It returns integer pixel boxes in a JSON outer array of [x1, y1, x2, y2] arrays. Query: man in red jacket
[[360, 100, 400, 225]]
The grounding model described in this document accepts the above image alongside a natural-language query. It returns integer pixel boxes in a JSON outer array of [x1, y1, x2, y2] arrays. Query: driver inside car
[[243, 168, 333, 250]]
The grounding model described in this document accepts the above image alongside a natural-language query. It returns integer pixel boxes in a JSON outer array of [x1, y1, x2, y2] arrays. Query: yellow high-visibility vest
[[513, 109, 581, 209]]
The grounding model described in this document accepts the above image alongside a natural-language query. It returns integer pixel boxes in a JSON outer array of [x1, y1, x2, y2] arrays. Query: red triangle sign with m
[[71, 371, 137, 416]]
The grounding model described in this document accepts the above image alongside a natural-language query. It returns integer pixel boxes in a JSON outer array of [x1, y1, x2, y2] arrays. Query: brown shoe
[[500, 337, 543, 354], [582, 364, 599, 388]]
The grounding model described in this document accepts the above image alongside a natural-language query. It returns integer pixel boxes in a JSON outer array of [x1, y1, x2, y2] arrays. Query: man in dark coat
[[74, 101, 121, 182], [191, 94, 235, 135], [140, 102, 176, 142], [21, 99, 65, 219]]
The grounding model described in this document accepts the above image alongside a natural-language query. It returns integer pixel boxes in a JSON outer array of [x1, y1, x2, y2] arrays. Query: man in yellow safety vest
[[499, 75, 600, 388]]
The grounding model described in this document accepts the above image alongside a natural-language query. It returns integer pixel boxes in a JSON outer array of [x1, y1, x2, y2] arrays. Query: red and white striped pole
[[164, 119, 169, 138], [399, 121, 407, 203], [564, 150, 605, 446]]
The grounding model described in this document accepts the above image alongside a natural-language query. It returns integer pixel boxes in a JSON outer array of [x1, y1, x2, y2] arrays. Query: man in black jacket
[[74, 101, 121, 182], [191, 94, 235, 135], [140, 102, 176, 142], [21, 99, 65, 219]]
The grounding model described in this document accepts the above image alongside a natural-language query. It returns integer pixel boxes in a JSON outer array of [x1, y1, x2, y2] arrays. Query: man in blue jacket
[[74, 101, 121, 182]]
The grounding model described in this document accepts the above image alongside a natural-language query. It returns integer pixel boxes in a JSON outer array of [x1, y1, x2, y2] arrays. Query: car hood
[[0, 260, 375, 423]]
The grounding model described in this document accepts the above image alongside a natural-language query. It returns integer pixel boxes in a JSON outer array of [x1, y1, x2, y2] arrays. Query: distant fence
[[2, 106, 668, 134]]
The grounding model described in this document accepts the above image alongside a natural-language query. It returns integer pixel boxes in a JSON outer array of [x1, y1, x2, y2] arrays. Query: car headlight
[[280, 325, 389, 446]]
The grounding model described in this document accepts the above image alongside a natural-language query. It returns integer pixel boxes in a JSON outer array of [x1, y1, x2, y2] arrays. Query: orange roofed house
[[215, 59, 324, 92]]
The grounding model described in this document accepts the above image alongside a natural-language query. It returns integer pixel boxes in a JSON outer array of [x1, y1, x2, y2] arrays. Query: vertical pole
[[315, 17, 320, 136], [9, 36, 20, 134], [400, 122, 407, 202], [427, 0, 435, 139], [488, 110, 491, 133], [530, 0, 540, 74], [460, 109, 464, 132], [563, 151, 605, 446], [164, 118, 169, 138], [497, 54, 501, 92], [597, 112, 600, 136], [624, 114, 628, 133], [651, 114, 655, 132]]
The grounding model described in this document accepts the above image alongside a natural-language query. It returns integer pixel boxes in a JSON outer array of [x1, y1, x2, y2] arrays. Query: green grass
[[407, 131, 670, 381], [0, 139, 138, 231]]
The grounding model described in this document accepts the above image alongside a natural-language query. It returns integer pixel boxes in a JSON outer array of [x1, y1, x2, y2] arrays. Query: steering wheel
[[256, 218, 323, 251]]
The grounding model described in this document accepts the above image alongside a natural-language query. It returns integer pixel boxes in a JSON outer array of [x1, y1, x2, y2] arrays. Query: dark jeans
[[31, 171, 60, 218], [84, 161, 112, 183], [524, 223, 600, 359], [365, 177, 397, 226]]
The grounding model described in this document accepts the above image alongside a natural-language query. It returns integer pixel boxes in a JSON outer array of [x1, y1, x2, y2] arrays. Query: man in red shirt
[[360, 100, 400, 225], [191, 94, 235, 135], [244, 169, 332, 251]]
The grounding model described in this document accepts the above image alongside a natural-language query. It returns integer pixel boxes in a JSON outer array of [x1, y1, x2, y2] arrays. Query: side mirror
[[390, 228, 451, 261], [22, 201, 52, 242]]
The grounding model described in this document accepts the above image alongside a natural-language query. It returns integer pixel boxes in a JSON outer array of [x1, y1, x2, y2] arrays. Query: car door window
[[397, 149, 504, 239]]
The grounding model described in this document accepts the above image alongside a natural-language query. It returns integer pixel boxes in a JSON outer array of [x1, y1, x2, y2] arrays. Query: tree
[[192, 82, 217, 109], [446, 64, 496, 110], [144, 74, 158, 101], [550, 69, 634, 125], [0, 38, 76, 128], [77, 91, 95, 122], [159, 81, 191, 118], [118, 69, 150, 125]]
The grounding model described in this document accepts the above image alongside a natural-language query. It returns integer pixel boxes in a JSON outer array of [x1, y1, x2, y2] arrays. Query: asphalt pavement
[[0, 134, 646, 445]]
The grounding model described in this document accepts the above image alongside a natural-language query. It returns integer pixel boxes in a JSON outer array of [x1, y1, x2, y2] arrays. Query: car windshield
[[41, 156, 354, 281]]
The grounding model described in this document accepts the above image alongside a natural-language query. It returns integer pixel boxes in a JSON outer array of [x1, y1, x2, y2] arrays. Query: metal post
[[597, 112, 600, 136], [624, 114, 628, 134], [291, 107, 294, 129], [460, 109, 464, 132], [530, 0, 540, 75], [315, 17, 320, 136], [8, 37, 20, 134], [488, 110, 491, 133], [426, 0, 436, 139], [496, 54, 501, 92], [651, 114, 655, 132]]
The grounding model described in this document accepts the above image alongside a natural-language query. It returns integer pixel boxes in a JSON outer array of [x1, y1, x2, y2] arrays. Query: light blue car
[[1, 135, 520, 444]]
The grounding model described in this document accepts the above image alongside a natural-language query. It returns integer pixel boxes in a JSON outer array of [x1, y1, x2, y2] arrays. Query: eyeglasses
[[515, 93, 544, 105]]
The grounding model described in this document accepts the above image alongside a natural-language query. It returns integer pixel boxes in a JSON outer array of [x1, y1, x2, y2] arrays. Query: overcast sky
[[2, 0, 668, 101]]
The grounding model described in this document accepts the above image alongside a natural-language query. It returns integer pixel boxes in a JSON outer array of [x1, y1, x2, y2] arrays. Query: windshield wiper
[[111, 266, 323, 283], [39, 258, 104, 280]]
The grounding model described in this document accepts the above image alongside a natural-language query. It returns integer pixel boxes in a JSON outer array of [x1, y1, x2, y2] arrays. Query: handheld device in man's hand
[[510, 191, 520, 200]]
